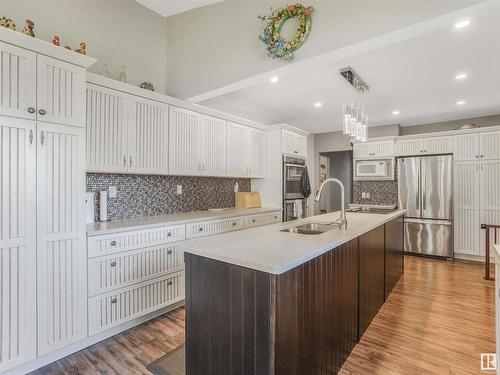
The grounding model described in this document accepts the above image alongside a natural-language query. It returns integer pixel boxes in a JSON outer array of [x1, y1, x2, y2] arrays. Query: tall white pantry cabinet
[[0, 29, 95, 371]]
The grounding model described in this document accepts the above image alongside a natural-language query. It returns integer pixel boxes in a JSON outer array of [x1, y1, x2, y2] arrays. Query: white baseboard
[[454, 253, 488, 263], [4, 301, 185, 375]]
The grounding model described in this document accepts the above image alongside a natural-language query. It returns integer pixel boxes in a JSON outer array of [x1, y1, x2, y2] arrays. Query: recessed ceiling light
[[314, 102, 323, 108], [454, 19, 470, 29], [456, 100, 466, 105], [269, 76, 279, 83], [392, 110, 400, 115], [455, 73, 468, 80]]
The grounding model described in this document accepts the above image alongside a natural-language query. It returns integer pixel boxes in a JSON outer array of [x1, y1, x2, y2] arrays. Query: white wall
[[2, 0, 168, 93], [164, 0, 482, 98]]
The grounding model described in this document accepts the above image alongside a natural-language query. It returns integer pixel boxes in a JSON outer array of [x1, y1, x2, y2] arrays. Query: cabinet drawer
[[245, 211, 282, 228], [88, 225, 185, 258], [88, 272, 184, 335], [186, 217, 244, 239], [88, 244, 184, 296]]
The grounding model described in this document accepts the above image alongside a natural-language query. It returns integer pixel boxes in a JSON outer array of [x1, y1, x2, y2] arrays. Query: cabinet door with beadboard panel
[[395, 139, 423, 156], [423, 136, 453, 154], [86, 84, 128, 173], [36, 122, 87, 355], [453, 161, 480, 256], [479, 131, 500, 160], [36, 54, 86, 127], [0, 116, 36, 371], [480, 160, 500, 256], [169, 106, 202, 175], [250, 128, 266, 178], [453, 133, 479, 161], [0, 42, 36, 120], [226, 122, 249, 177], [199, 115, 226, 176], [128, 97, 169, 174]]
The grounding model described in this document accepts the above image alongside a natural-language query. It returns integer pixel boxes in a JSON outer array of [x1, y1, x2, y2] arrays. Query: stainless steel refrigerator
[[397, 155, 453, 258]]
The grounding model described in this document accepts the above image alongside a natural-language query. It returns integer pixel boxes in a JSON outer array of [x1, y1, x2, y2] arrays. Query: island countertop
[[183, 209, 406, 274]]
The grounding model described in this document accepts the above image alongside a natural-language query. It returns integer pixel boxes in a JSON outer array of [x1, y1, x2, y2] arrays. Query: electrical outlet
[[176, 185, 183, 195], [108, 186, 117, 198], [366, 192, 371, 199], [234, 182, 239, 192]]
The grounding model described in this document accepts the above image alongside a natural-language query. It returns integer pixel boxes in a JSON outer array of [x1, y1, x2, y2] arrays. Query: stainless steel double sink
[[280, 222, 339, 235]]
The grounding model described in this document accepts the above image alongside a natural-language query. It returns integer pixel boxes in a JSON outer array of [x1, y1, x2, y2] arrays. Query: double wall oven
[[283, 156, 307, 221]]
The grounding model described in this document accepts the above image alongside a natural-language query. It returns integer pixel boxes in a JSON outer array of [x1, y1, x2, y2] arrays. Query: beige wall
[[400, 114, 500, 135], [2, 0, 168, 93]]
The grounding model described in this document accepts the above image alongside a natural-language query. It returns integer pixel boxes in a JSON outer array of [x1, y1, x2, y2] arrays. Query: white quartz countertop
[[87, 207, 282, 236], [183, 210, 406, 275]]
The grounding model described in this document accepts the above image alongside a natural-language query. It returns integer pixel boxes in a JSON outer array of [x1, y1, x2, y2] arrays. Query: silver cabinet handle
[[110, 261, 117, 267], [27, 107, 35, 114], [110, 240, 117, 247], [40, 131, 45, 146], [294, 150, 298, 154], [167, 232, 172, 237], [475, 155, 479, 158], [167, 249, 173, 255], [111, 297, 117, 304], [129, 156, 132, 167], [233, 222, 237, 226], [480, 154, 484, 158], [38, 109, 46, 115], [29, 129, 33, 144], [123, 155, 126, 167], [167, 281, 173, 286], [198, 227, 204, 232], [252, 219, 256, 223]]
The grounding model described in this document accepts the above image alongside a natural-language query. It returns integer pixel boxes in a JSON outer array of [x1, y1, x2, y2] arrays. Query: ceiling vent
[[339, 67, 369, 93]]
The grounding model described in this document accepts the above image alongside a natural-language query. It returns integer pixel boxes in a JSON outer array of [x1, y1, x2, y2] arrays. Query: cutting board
[[235, 192, 261, 209]]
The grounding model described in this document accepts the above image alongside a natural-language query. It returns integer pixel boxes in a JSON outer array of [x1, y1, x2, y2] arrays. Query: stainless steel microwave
[[354, 158, 395, 180]]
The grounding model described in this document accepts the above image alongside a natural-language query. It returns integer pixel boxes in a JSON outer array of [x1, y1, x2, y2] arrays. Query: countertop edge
[[183, 211, 405, 275], [86, 207, 283, 236]]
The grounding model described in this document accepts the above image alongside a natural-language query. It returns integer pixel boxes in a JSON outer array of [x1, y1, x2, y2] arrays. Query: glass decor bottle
[[101, 63, 110, 78], [118, 65, 127, 83]]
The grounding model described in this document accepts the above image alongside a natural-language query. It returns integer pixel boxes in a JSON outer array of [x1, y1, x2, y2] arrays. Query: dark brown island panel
[[185, 215, 404, 375]]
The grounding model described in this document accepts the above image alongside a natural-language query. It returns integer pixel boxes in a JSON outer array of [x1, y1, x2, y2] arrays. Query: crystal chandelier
[[340, 67, 369, 142]]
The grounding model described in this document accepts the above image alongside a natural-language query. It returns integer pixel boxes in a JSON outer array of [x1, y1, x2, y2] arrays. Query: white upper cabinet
[[169, 106, 203, 175], [395, 139, 424, 156], [37, 55, 86, 127], [227, 122, 266, 178], [423, 136, 453, 154], [282, 129, 306, 157], [36, 122, 87, 355], [479, 131, 500, 160], [199, 115, 226, 176], [353, 140, 394, 158], [128, 97, 169, 175], [0, 116, 37, 371], [86, 84, 128, 173], [0, 42, 37, 120], [453, 133, 480, 161]]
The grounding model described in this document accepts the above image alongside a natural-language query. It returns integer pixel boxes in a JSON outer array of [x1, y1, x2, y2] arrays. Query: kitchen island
[[183, 210, 405, 375]]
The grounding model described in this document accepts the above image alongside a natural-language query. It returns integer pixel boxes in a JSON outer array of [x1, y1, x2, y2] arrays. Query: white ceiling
[[200, 2, 500, 133], [136, 0, 224, 17]]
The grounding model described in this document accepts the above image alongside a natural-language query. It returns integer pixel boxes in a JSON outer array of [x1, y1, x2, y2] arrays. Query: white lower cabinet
[[245, 211, 282, 228], [88, 272, 185, 335], [186, 216, 244, 239]]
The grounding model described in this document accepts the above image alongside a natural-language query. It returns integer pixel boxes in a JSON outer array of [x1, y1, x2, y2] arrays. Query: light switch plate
[[176, 185, 183, 195], [108, 186, 117, 198]]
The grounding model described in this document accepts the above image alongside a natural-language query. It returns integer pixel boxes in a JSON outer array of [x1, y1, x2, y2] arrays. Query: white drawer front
[[88, 244, 184, 296], [245, 211, 282, 228], [186, 217, 244, 239], [88, 225, 185, 258], [88, 272, 184, 335]]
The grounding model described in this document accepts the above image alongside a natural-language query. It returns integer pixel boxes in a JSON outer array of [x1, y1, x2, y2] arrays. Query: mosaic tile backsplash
[[86, 173, 251, 221], [352, 168, 399, 206]]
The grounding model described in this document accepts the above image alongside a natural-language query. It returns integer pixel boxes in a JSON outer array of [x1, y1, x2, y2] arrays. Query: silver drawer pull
[[167, 281, 173, 286], [199, 227, 204, 232], [38, 109, 46, 115], [233, 222, 237, 226], [27, 107, 35, 113], [111, 297, 117, 304], [110, 240, 117, 247], [110, 261, 117, 267], [167, 232, 172, 237], [252, 219, 256, 223], [167, 249, 173, 255], [274, 216, 278, 219]]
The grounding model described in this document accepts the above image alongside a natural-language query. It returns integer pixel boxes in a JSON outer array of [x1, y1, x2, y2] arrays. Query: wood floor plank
[[32, 257, 495, 375]]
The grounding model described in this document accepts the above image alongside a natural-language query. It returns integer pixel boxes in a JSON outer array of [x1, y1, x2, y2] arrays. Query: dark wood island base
[[185, 215, 404, 375]]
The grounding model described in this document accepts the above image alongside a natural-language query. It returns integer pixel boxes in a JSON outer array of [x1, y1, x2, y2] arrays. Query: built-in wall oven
[[283, 156, 307, 221]]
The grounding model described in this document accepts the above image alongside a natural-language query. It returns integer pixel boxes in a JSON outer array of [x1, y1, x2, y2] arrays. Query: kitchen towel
[[301, 166, 312, 198], [293, 199, 303, 218]]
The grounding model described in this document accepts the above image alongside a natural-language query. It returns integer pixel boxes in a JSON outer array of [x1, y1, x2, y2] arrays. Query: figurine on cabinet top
[[0, 16, 16, 30], [22, 19, 35, 37], [52, 35, 60, 46], [75, 42, 86, 55]]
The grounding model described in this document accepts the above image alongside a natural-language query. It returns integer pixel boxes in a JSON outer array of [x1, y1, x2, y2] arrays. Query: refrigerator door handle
[[416, 165, 420, 210], [423, 165, 427, 211], [405, 218, 452, 225]]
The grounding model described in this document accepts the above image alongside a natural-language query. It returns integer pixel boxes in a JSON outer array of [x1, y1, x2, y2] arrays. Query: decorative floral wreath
[[259, 4, 314, 61]]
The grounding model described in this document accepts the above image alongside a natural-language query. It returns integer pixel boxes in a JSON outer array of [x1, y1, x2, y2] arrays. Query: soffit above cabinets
[[135, 0, 224, 17]]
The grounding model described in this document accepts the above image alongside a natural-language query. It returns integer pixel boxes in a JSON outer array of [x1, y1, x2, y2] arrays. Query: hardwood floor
[[33, 256, 495, 375]]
